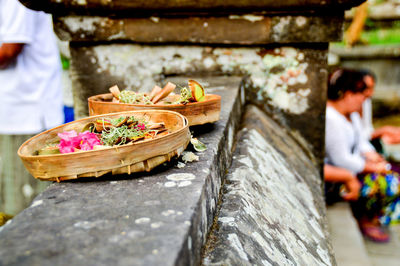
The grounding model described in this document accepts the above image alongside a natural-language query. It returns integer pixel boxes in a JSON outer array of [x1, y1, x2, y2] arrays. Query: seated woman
[[325, 68, 400, 243]]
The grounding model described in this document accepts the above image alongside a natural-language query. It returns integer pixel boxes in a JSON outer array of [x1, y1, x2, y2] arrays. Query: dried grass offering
[[18, 110, 190, 182], [88, 80, 221, 126]]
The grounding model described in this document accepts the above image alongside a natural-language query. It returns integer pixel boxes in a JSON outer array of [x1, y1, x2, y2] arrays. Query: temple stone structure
[[0, 1, 364, 265], [20, 0, 364, 163]]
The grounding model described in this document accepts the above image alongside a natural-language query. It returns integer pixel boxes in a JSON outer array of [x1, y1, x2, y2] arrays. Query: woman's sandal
[[360, 223, 390, 243]]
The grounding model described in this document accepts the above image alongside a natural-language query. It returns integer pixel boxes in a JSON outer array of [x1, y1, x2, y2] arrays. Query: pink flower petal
[[58, 130, 101, 153], [58, 144, 75, 154], [58, 130, 77, 140]]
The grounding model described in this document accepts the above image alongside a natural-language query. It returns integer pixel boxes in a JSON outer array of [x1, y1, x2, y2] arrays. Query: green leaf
[[190, 137, 207, 152]]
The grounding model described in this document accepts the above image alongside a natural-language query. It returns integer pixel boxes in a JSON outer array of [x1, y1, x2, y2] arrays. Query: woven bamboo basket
[[88, 93, 221, 126], [18, 110, 190, 182]]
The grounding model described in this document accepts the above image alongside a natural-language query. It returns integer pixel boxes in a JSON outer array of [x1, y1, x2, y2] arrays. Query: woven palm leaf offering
[[18, 110, 190, 182], [88, 79, 221, 126]]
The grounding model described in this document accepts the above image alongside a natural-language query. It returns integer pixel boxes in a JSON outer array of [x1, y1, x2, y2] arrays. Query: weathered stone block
[[203, 105, 333, 265], [244, 46, 328, 167]]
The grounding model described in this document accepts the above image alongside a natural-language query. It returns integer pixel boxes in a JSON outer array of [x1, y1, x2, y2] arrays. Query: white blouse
[[325, 106, 375, 174]]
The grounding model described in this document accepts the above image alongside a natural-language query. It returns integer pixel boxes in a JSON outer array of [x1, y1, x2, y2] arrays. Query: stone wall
[[16, 1, 364, 168], [20, 0, 363, 163], [67, 44, 327, 164], [1, 0, 365, 264]]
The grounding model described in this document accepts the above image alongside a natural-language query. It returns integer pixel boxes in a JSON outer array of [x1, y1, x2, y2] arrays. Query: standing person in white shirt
[[0, 0, 64, 215]]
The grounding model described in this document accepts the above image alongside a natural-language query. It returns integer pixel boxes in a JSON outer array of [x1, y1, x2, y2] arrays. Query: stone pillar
[[20, 0, 363, 166]]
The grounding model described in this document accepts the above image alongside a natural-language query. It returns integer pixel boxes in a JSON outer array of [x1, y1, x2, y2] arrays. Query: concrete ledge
[[0, 76, 244, 266]]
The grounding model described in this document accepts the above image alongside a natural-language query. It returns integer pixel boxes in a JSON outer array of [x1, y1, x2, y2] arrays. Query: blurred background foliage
[[338, 0, 400, 46]]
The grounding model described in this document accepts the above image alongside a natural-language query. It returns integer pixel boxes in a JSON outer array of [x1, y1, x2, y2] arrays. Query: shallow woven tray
[[18, 110, 190, 182], [88, 93, 221, 126]]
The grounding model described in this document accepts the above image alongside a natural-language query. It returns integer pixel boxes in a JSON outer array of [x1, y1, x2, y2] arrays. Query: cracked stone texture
[[0, 76, 244, 266], [203, 105, 334, 265], [244, 45, 329, 168], [20, 0, 364, 16]]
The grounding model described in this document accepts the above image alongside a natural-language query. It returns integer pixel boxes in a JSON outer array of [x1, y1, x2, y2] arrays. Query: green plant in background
[[364, 18, 376, 29], [332, 24, 400, 46], [361, 16, 400, 45], [336, 0, 400, 46], [361, 28, 400, 45]]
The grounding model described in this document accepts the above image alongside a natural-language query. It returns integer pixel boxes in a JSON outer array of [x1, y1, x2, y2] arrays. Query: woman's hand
[[324, 164, 360, 201], [364, 151, 385, 163], [342, 178, 361, 201], [381, 131, 400, 144], [364, 161, 390, 174], [372, 126, 400, 144]]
